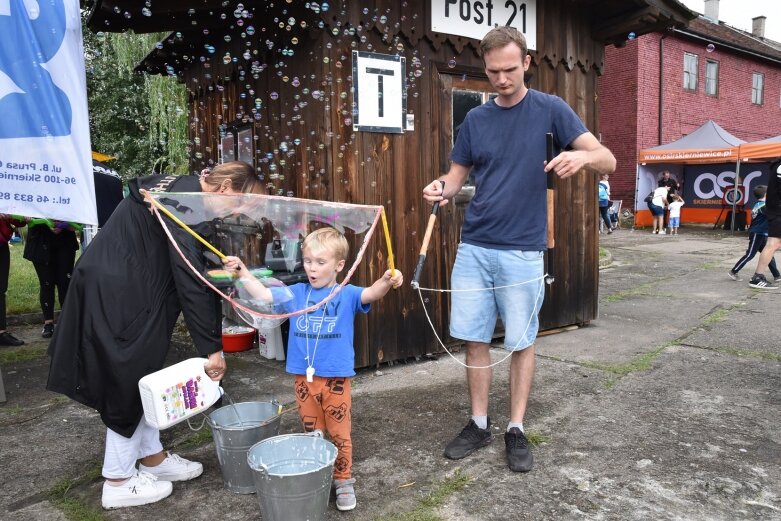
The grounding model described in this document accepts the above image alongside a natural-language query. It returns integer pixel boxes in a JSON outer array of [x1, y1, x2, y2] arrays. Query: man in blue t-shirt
[[422, 26, 615, 473]]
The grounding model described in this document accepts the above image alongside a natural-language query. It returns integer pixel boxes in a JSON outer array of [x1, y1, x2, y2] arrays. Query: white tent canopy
[[639, 120, 745, 164]]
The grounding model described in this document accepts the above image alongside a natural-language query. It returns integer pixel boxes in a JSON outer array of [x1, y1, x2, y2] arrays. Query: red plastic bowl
[[222, 330, 256, 353]]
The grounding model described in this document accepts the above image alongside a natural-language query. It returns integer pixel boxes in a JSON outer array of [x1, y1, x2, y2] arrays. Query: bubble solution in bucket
[[209, 402, 282, 494], [247, 433, 337, 521], [138, 358, 224, 430]]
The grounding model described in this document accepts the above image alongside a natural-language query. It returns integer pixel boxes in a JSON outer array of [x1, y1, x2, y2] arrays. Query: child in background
[[729, 185, 780, 282], [667, 194, 684, 235], [223, 227, 403, 512]]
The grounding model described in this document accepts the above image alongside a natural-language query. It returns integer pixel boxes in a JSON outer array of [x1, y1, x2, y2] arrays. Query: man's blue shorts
[[449, 243, 545, 351]]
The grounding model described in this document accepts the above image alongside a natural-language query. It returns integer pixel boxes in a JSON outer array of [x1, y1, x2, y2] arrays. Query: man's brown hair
[[479, 26, 528, 61]]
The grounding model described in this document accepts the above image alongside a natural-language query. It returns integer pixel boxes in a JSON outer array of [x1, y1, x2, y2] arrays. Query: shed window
[[752, 73, 764, 105], [683, 52, 698, 91], [220, 131, 236, 163], [452, 90, 498, 143], [219, 125, 254, 165], [705, 60, 719, 96], [452, 89, 496, 185]]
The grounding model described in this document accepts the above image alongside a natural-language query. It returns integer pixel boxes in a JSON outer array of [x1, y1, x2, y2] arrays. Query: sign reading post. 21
[[430, 0, 537, 50]]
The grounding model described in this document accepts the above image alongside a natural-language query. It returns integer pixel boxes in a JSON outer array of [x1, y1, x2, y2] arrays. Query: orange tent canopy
[[738, 135, 781, 162]]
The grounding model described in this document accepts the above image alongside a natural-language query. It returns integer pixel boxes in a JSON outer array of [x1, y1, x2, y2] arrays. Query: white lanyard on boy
[[304, 285, 336, 382]]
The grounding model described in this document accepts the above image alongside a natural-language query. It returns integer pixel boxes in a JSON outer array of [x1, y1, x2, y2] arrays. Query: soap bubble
[[627, 32, 637, 40], [706, 43, 715, 52]]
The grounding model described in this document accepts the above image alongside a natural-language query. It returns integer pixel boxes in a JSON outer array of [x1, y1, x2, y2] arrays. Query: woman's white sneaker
[[139, 452, 203, 482], [102, 471, 172, 509]]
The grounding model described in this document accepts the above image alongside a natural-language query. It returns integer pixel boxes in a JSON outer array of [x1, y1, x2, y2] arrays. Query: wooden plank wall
[[182, 0, 604, 367]]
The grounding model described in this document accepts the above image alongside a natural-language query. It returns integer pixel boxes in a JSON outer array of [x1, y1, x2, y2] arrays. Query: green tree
[[83, 17, 189, 178]]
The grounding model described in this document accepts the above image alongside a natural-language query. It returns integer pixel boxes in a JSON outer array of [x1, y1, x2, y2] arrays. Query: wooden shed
[[86, 0, 694, 368]]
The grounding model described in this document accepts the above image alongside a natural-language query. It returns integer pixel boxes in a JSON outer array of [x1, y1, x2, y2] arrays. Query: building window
[[683, 52, 698, 91], [705, 60, 719, 96], [219, 124, 254, 166], [752, 73, 764, 105]]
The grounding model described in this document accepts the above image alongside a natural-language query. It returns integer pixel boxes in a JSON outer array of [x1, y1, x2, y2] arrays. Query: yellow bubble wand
[[141, 190, 227, 260], [381, 208, 401, 288]]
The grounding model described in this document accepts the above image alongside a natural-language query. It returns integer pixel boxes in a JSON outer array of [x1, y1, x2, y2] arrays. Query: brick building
[[598, 0, 781, 214]]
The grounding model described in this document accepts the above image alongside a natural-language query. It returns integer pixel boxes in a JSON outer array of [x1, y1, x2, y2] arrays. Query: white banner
[[0, 0, 97, 225]]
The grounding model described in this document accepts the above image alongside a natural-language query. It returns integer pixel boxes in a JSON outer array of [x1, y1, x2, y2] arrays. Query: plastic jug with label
[[138, 358, 224, 430]]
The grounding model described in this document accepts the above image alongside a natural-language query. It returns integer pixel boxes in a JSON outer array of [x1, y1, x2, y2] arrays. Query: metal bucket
[[208, 401, 282, 494], [247, 432, 337, 521]]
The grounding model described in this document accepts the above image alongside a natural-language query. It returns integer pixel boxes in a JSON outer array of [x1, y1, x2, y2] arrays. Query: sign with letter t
[[352, 51, 407, 134]]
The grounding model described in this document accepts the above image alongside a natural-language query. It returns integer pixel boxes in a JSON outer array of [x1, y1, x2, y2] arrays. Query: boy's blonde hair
[[302, 227, 349, 261]]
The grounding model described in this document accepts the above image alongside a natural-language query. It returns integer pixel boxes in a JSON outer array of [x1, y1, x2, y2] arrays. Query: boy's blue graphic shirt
[[271, 284, 369, 377], [749, 201, 769, 235]]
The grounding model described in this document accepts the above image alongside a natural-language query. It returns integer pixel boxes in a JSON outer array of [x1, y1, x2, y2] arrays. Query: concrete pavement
[[0, 224, 779, 520]]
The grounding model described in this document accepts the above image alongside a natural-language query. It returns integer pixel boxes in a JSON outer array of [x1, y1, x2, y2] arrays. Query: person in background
[[0, 215, 27, 347], [46, 161, 265, 509], [649, 182, 670, 234], [598, 173, 613, 234], [729, 185, 779, 282], [667, 193, 684, 235], [748, 159, 781, 290], [421, 26, 615, 474], [223, 227, 404, 512], [23, 218, 81, 338], [658, 170, 680, 228]]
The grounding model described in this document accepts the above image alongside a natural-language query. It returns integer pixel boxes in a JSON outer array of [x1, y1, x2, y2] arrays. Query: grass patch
[[602, 377, 618, 390], [699, 261, 721, 270], [2, 404, 24, 415], [601, 281, 660, 303], [6, 242, 79, 315], [6, 242, 43, 315], [524, 430, 549, 446], [712, 347, 781, 362], [49, 496, 105, 521], [174, 425, 214, 450], [701, 308, 729, 326], [376, 470, 472, 521], [599, 247, 608, 261], [580, 344, 670, 376], [48, 462, 105, 521], [0, 345, 48, 365]]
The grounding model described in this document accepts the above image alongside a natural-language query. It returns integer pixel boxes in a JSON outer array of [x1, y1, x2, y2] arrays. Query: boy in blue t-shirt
[[730, 185, 781, 281], [224, 227, 402, 512]]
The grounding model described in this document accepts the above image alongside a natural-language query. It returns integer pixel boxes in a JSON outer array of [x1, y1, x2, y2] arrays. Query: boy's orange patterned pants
[[294, 375, 352, 480]]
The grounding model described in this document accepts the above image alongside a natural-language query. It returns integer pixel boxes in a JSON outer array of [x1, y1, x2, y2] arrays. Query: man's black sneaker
[[443, 419, 492, 460], [504, 427, 533, 472], [748, 274, 778, 290], [42, 323, 55, 338], [0, 331, 24, 347]]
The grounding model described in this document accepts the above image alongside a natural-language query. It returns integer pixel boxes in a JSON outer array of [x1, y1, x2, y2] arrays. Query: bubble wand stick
[[411, 181, 445, 289], [545, 133, 556, 285]]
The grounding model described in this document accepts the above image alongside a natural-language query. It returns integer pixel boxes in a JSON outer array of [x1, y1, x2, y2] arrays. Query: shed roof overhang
[[84, 0, 695, 75]]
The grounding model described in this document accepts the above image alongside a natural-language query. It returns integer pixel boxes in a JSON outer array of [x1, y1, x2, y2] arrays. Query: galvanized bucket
[[247, 432, 337, 521], [208, 401, 282, 494]]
